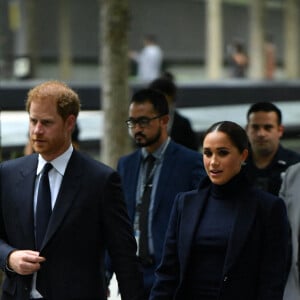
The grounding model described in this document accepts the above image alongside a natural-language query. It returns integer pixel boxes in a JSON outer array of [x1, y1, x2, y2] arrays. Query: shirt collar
[[141, 137, 170, 161], [37, 144, 74, 176]]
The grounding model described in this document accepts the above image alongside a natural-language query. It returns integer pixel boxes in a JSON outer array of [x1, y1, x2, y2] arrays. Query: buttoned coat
[[150, 176, 290, 300], [0, 150, 144, 300], [117, 140, 205, 291]]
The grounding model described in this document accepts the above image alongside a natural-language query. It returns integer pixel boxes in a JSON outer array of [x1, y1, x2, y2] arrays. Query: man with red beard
[[244, 101, 300, 196], [113, 88, 205, 298]]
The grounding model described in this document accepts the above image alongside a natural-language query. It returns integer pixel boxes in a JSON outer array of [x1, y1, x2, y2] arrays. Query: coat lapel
[[178, 186, 210, 277], [223, 189, 257, 275]]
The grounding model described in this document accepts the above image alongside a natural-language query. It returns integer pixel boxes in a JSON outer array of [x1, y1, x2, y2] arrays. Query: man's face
[[246, 111, 283, 157], [29, 97, 75, 161], [128, 101, 165, 150]]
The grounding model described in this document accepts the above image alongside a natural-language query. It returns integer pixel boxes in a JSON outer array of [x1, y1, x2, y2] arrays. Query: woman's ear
[[241, 148, 249, 162]]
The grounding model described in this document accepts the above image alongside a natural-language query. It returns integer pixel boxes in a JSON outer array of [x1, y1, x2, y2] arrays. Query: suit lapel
[[223, 189, 257, 275], [123, 152, 142, 221], [41, 152, 82, 249], [152, 142, 175, 216], [17, 157, 38, 248]]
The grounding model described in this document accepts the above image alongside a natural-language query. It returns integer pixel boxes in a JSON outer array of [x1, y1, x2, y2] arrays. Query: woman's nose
[[211, 155, 219, 166]]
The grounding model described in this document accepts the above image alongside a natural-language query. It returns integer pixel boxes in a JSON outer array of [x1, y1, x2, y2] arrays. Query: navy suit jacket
[[150, 176, 290, 300], [117, 140, 205, 290], [0, 150, 144, 300]]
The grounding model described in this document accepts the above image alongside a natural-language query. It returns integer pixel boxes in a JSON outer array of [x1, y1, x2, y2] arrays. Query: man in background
[[244, 101, 300, 195], [116, 88, 205, 297], [129, 34, 163, 82], [149, 77, 199, 150], [264, 34, 276, 80]]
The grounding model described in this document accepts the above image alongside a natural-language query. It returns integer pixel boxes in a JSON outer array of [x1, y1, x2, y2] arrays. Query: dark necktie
[[139, 154, 156, 265], [36, 163, 53, 250]]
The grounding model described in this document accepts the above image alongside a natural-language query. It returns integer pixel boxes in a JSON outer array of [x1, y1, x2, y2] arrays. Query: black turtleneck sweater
[[183, 175, 241, 299]]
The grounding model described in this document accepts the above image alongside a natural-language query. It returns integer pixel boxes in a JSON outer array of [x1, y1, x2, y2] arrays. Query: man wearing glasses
[[113, 88, 205, 298]]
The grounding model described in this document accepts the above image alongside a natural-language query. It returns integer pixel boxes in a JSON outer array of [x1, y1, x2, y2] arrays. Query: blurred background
[[0, 0, 299, 81], [0, 0, 300, 162]]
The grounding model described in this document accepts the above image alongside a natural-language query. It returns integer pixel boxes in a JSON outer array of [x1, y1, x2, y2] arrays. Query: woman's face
[[203, 131, 248, 185]]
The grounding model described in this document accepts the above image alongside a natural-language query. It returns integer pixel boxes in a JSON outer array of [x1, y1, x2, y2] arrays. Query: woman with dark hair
[[150, 121, 290, 300]]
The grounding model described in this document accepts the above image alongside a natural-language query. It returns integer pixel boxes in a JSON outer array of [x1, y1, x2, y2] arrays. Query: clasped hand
[[7, 250, 46, 275]]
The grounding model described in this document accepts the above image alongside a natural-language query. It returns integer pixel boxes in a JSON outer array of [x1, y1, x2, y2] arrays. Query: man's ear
[[278, 124, 284, 138], [161, 114, 169, 125], [66, 115, 76, 132]]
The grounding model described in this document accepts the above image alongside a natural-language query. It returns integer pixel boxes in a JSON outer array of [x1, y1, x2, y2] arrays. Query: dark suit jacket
[[150, 176, 290, 300], [0, 150, 144, 300], [117, 140, 205, 291], [170, 111, 199, 151]]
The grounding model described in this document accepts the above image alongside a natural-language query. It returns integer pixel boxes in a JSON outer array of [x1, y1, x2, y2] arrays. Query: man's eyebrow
[[251, 123, 273, 126]]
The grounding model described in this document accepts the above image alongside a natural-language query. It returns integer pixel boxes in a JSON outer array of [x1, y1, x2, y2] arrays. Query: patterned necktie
[[36, 163, 53, 250], [138, 155, 156, 264]]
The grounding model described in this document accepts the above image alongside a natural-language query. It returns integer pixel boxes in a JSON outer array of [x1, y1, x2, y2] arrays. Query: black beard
[[135, 128, 161, 148]]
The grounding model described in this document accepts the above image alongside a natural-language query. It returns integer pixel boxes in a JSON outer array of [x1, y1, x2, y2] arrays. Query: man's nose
[[33, 122, 44, 133], [257, 127, 266, 135]]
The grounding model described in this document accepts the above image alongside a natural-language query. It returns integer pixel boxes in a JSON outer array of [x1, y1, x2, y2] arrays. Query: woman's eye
[[203, 151, 212, 157], [219, 150, 229, 156]]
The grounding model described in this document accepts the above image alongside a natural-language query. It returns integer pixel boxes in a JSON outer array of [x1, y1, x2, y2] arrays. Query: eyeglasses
[[125, 115, 163, 128]]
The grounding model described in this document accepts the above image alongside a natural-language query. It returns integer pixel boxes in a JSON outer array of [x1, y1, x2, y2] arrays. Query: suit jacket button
[[223, 276, 228, 282]]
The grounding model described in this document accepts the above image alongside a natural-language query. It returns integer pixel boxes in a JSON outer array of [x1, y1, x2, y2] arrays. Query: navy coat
[[150, 176, 290, 300]]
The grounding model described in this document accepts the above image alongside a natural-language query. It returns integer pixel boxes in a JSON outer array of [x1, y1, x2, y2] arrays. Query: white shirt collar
[[37, 145, 74, 176]]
